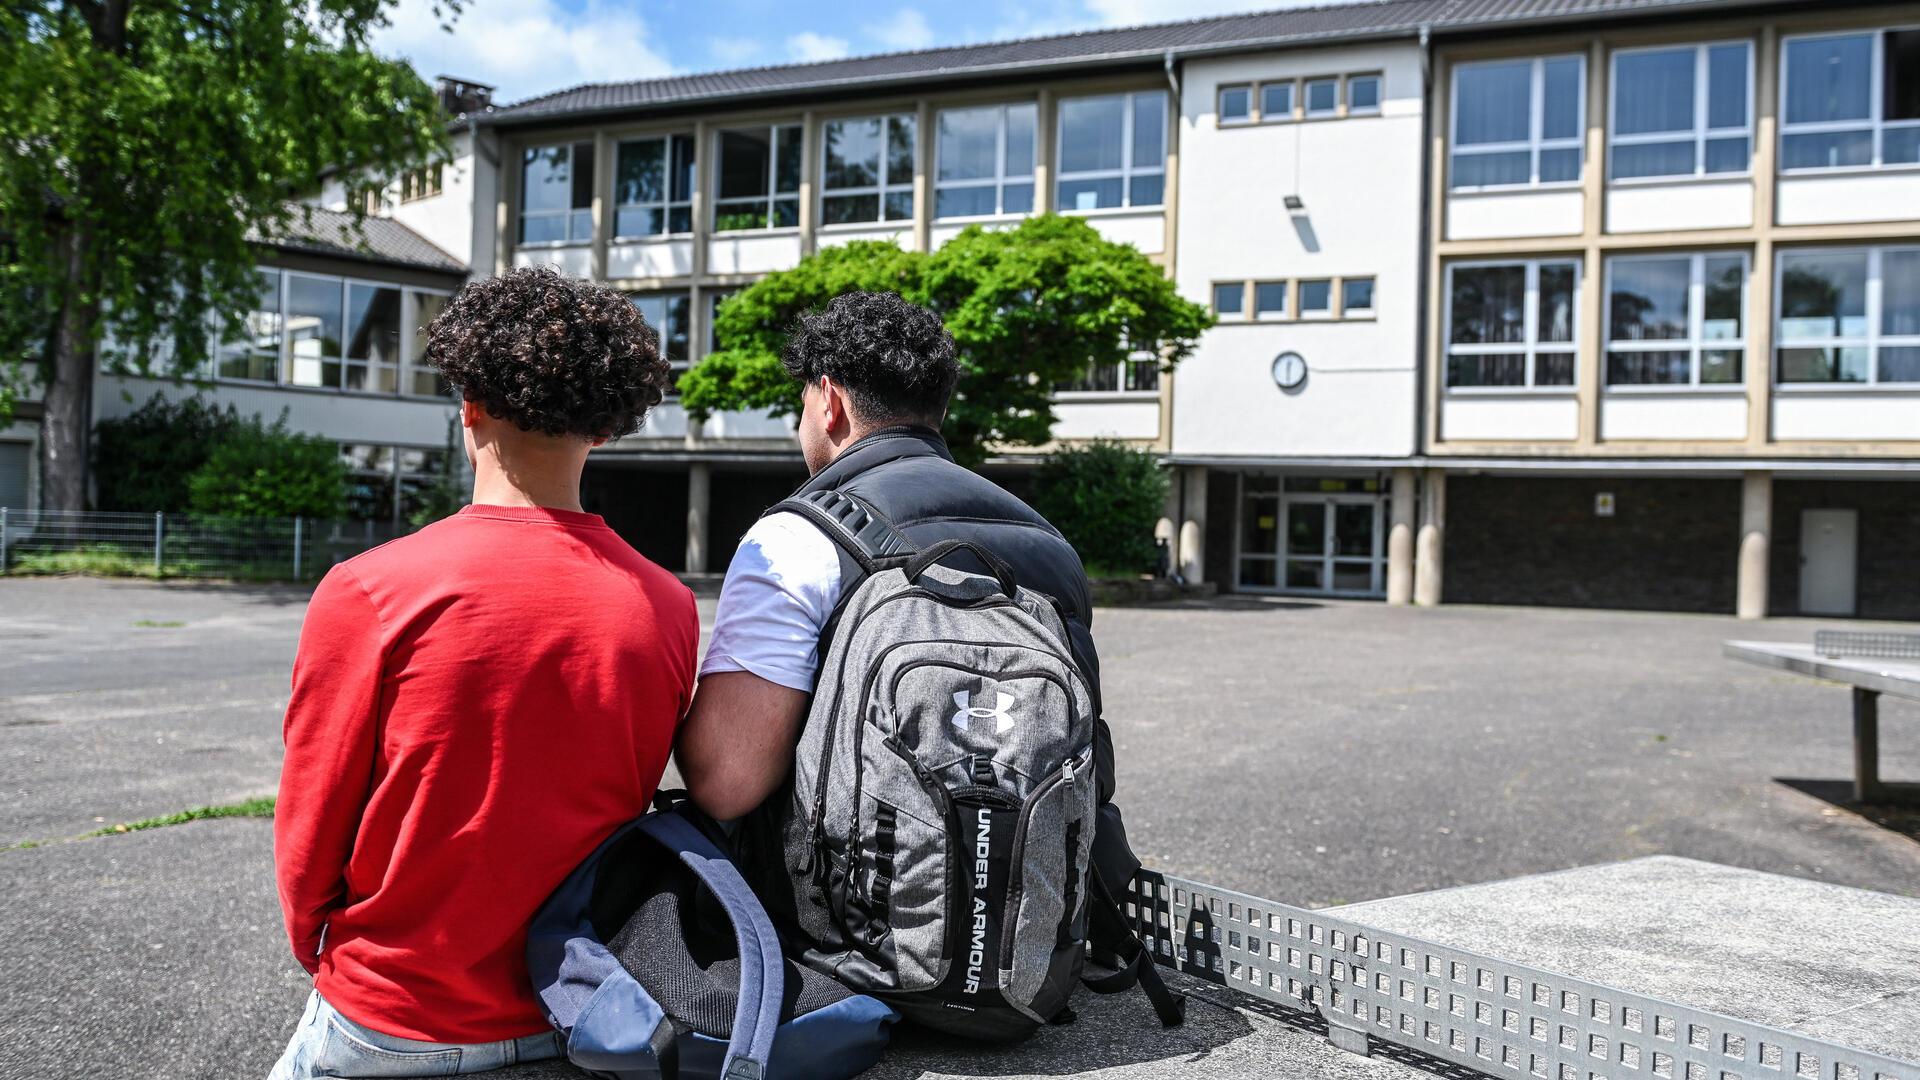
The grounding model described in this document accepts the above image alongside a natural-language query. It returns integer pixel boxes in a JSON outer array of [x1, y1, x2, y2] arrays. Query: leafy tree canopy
[[680, 215, 1213, 467]]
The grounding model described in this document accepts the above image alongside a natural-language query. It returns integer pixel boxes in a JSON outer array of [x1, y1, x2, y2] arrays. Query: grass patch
[[10, 546, 161, 578], [131, 619, 185, 628], [4, 544, 313, 583], [87, 796, 276, 836]]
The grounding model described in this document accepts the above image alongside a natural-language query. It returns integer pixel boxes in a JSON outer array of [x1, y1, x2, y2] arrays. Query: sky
[[373, 0, 1318, 105]]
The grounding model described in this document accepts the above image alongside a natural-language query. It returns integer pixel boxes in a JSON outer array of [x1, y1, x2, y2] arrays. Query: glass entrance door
[[1281, 493, 1384, 596]]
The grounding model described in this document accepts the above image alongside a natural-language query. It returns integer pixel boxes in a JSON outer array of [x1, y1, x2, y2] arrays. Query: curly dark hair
[[424, 266, 671, 439], [781, 291, 958, 425]]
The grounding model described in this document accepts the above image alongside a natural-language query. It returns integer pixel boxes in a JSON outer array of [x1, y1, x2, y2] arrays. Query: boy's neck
[[468, 450, 588, 514]]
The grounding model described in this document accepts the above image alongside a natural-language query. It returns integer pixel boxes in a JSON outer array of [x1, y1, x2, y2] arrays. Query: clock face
[[1272, 351, 1307, 390]]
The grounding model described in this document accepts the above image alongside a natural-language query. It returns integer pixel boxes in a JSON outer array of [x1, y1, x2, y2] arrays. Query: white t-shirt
[[698, 512, 845, 692]]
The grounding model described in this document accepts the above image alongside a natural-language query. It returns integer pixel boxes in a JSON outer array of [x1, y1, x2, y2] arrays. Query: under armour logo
[[951, 689, 1017, 735]]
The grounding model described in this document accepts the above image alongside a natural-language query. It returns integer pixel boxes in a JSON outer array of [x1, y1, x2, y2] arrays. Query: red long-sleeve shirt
[[275, 504, 697, 1043]]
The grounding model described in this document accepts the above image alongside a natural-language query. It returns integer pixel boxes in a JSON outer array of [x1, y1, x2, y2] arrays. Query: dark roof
[[487, 0, 1796, 125], [254, 206, 466, 275]]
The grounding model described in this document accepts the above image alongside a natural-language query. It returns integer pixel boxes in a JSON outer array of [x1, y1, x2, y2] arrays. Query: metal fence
[[0, 508, 410, 581], [1124, 870, 1915, 1080]]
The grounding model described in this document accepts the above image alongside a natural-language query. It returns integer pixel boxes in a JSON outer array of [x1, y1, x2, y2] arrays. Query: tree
[[1029, 440, 1170, 577], [186, 413, 348, 520], [679, 214, 1213, 467], [0, 0, 455, 511], [92, 393, 241, 512]]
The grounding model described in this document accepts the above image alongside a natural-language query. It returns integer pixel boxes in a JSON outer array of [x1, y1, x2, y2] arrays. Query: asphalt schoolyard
[[2, 575, 1916, 1079]]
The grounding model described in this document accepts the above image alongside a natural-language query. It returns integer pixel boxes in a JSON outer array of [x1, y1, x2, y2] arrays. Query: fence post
[[293, 517, 303, 580], [154, 512, 165, 576], [1, 506, 9, 573]]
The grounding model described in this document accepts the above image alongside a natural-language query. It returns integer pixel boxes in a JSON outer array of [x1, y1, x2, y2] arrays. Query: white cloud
[[786, 31, 851, 62], [375, 0, 673, 104], [708, 35, 761, 66], [872, 9, 935, 50]]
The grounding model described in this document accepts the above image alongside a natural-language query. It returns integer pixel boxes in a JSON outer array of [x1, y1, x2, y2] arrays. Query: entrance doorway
[[1235, 474, 1387, 597], [1799, 509, 1858, 616]]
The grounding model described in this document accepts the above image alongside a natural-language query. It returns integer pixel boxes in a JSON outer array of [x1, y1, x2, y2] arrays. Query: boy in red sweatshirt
[[269, 266, 697, 1078]]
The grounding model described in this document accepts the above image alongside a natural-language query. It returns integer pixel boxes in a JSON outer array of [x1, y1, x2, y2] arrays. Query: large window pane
[[1541, 57, 1583, 140], [1131, 91, 1167, 168], [1456, 60, 1530, 145], [520, 143, 591, 244], [1538, 265, 1577, 344], [824, 118, 881, 190], [938, 107, 997, 181], [617, 139, 664, 207], [1890, 31, 1920, 122], [1059, 95, 1124, 173], [1451, 266, 1526, 344], [775, 125, 802, 195], [1005, 104, 1036, 176], [285, 274, 342, 388], [1615, 49, 1695, 136], [1703, 256, 1744, 341], [886, 116, 915, 189], [345, 284, 401, 363], [1779, 251, 1869, 339], [1882, 250, 1920, 337], [718, 129, 770, 201], [407, 291, 450, 397], [1785, 35, 1872, 124], [521, 145, 571, 213], [1707, 44, 1749, 129], [1608, 258, 1690, 342]]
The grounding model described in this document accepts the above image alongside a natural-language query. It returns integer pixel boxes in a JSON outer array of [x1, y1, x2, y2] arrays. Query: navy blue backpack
[[528, 806, 899, 1079]]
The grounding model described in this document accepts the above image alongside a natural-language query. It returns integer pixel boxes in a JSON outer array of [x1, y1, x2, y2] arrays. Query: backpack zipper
[[999, 754, 1087, 971]]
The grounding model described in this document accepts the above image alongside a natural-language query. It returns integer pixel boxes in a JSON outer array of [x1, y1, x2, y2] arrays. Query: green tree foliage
[[185, 414, 348, 520], [93, 394, 242, 513], [680, 215, 1213, 467], [0, 0, 455, 510], [1029, 440, 1170, 577]]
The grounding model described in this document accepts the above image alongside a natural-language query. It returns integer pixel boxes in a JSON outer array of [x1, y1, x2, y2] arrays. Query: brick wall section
[[1770, 479, 1920, 621], [1444, 476, 1741, 614]]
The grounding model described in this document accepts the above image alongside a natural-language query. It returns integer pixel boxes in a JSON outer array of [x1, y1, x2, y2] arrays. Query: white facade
[[1171, 44, 1425, 460]]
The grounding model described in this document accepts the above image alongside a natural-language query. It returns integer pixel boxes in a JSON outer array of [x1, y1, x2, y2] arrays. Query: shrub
[[1029, 440, 1169, 577], [186, 413, 347, 519], [93, 395, 242, 512]]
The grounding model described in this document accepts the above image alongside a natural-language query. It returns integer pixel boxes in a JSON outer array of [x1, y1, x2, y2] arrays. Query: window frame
[[1602, 251, 1750, 391], [933, 102, 1038, 220], [1449, 54, 1588, 192], [1054, 89, 1169, 212], [208, 267, 451, 399], [1773, 243, 1920, 388], [1346, 73, 1385, 117], [628, 291, 693, 396], [1252, 281, 1288, 321], [613, 133, 696, 240], [1443, 258, 1584, 393], [1778, 27, 1920, 173], [1608, 40, 1754, 183], [1052, 347, 1162, 396], [517, 141, 594, 247], [819, 112, 917, 227], [1218, 83, 1254, 126], [1297, 279, 1335, 319], [1341, 276, 1377, 318], [1259, 80, 1297, 123], [712, 123, 803, 233]]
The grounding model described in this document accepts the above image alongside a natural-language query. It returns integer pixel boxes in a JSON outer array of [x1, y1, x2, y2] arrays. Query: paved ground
[[1, 576, 1916, 1079]]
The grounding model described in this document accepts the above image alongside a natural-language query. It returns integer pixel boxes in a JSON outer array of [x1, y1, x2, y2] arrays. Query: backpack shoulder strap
[[636, 810, 786, 1080], [1080, 871, 1186, 1028], [766, 489, 916, 576]]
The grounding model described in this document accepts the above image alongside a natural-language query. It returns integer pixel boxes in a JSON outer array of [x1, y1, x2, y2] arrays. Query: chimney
[[434, 76, 495, 118]]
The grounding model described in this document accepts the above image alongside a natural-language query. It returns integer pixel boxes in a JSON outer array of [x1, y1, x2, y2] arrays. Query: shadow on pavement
[[1775, 778, 1920, 845], [1149, 596, 1326, 613]]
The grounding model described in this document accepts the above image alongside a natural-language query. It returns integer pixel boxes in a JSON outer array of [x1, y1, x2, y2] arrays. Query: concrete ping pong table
[[1725, 631, 1920, 805]]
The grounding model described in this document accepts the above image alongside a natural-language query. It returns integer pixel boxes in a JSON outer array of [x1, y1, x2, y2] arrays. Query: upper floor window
[[407, 292, 450, 397], [615, 135, 695, 238], [1604, 252, 1747, 386], [1777, 245, 1920, 384], [1610, 42, 1751, 180], [1781, 30, 1920, 170], [1260, 81, 1295, 122], [212, 267, 448, 397], [1055, 346, 1160, 393], [1445, 259, 1579, 388], [519, 142, 593, 245], [1218, 85, 1253, 124], [715, 124, 802, 231], [1347, 74, 1383, 115], [823, 114, 916, 225], [1056, 90, 1167, 211], [400, 164, 443, 203], [1304, 77, 1340, 118], [935, 103, 1036, 218], [629, 292, 692, 388], [1451, 55, 1584, 189]]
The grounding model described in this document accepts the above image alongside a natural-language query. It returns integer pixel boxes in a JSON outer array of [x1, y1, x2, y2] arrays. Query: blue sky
[[373, 0, 1307, 105]]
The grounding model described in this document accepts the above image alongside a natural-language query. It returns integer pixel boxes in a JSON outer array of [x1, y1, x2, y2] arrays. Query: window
[[519, 142, 593, 244], [1299, 280, 1332, 316], [342, 444, 456, 526], [615, 135, 695, 238], [1305, 77, 1340, 117], [407, 291, 450, 397], [1451, 55, 1585, 189], [1445, 260, 1580, 388], [1348, 73, 1383, 115], [400, 164, 443, 203], [707, 288, 738, 354], [715, 125, 802, 231], [1777, 246, 1920, 384], [1055, 348, 1160, 393], [1604, 253, 1746, 386], [1610, 43, 1751, 180], [344, 283, 402, 393], [629, 292, 692, 375], [1260, 81, 1295, 122], [1343, 277, 1376, 316], [215, 269, 282, 382], [822, 114, 916, 225], [1219, 85, 1253, 124], [935, 103, 1036, 218], [1781, 29, 1920, 169], [1056, 90, 1167, 211], [1214, 282, 1246, 318], [284, 272, 344, 388], [1254, 282, 1287, 319]]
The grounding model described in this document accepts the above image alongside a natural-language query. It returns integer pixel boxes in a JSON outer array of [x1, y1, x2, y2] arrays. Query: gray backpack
[[764, 490, 1100, 1040]]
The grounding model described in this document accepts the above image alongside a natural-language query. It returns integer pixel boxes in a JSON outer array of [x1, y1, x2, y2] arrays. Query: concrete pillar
[[1386, 467, 1417, 606], [1177, 466, 1208, 585], [685, 462, 711, 575], [1413, 468, 1446, 608], [1737, 470, 1772, 620], [1154, 473, 1178, 576]]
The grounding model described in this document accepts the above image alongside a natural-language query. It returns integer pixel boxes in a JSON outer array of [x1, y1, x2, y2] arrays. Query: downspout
[[1163, 48, 1179, 98], [1412, 24, 1433, 464]]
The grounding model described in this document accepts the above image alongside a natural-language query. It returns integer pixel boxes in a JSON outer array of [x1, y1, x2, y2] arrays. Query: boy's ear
[[460, 399, 480, 428]]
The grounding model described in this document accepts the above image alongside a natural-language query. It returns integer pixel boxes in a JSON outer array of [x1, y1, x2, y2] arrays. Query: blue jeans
[[268, 990, 564, 1078]]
